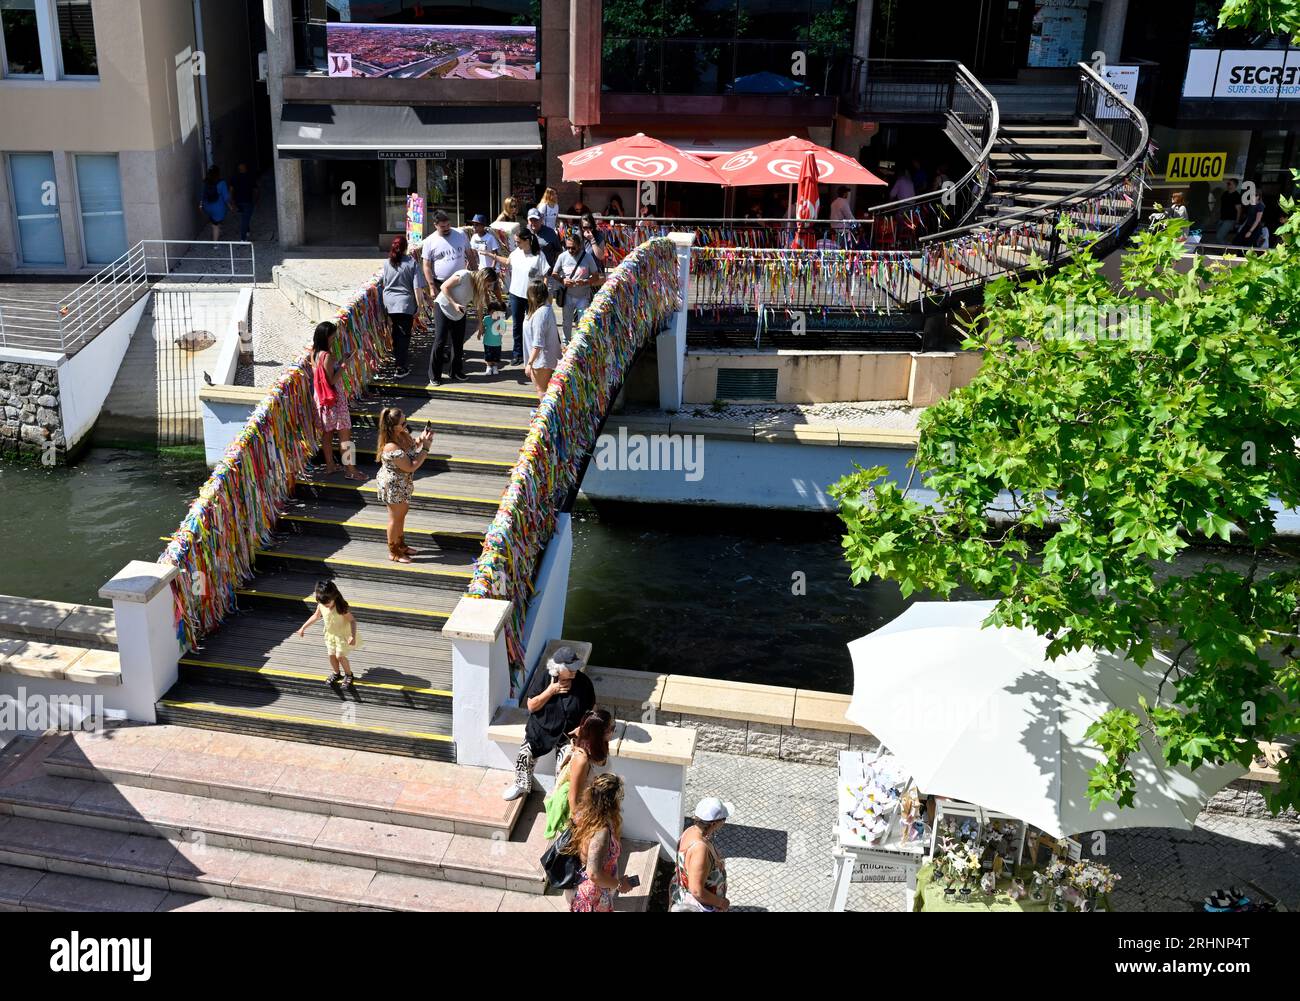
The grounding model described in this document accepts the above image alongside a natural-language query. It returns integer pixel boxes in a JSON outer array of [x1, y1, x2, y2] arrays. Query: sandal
[[388, 542, 412, 564], [327, 673, 343, 687], [343, 674, 356, 687]]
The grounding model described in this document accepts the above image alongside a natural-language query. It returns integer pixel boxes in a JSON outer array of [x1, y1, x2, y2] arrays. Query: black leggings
[[389, 312, 413, 369], [431, 307, 467, 381]]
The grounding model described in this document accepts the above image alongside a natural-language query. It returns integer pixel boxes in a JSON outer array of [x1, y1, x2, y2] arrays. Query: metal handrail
[[0, 239, 254, 354], [922, 62, 1148, 245]]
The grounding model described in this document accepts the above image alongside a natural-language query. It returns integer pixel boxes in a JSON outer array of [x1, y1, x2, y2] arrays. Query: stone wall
[[0, 362, 64, 461], [609, 706, 871, 766]]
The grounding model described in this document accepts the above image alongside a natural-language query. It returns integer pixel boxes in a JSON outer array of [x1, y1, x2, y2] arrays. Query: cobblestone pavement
[[684, 750, 1300, 913]]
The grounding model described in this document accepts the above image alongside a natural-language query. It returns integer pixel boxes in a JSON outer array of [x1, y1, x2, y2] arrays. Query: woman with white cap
[[669, 798, 731, 912]]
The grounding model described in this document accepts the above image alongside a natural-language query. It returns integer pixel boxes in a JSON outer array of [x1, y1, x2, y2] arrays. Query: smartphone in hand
[[624, 874, 641, 888]]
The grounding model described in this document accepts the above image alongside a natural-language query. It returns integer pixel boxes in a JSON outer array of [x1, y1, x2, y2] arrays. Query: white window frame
[[71, 151, 126, 266], [0, 0, 98, 81], [50, 0, 97, 80]]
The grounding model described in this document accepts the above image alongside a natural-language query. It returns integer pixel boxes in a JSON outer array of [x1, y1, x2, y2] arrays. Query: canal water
[[0, 448, 208, 607], [565, 509, 964, 694], [2, 451, 1292, 698]]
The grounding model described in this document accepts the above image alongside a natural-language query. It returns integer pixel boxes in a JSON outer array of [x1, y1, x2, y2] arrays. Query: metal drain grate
[[715, 368, 778, 401]]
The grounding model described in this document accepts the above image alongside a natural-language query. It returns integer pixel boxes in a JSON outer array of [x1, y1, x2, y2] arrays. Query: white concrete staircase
[[0, 725, 658, 912]]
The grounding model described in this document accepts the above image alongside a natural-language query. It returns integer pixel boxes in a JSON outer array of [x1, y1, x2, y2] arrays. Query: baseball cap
[[526, 208, 541, 220], [693, 797, 733, 823], [545, 645, 582, 676], [471, 213, 488, 224]]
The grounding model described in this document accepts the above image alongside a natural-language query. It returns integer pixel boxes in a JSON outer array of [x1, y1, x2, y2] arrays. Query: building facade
[[0, 0, 262, 274], [265, 0, 858, 246]]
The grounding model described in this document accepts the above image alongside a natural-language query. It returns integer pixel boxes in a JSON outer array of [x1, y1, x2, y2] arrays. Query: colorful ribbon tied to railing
[[158, 275, 399, 652], [465, 238, 681, 692]]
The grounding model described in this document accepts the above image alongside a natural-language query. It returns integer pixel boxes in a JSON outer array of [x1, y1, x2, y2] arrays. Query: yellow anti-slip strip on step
[[352, 413, 530, 432], [278, 515, 484, 540], [236, 588, 450, 618], [370, 379, 535, 401], [254, 549, 473, 578], [179, 658, 452, 698], [296, 479, 500, 504], [346, 450, 515, 470], [158, 700, 452, 742]]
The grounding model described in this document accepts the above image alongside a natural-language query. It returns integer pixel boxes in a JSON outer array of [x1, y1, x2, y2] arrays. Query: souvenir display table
[[912, 864, 1112, 912], [829, 750, 928, 912]]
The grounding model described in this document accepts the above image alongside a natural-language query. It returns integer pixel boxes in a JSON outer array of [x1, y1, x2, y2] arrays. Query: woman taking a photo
[[522, 278, 561, 398], [429, 267, 489, 385], [311, 321, 364, 482], [374, 407, 433, 563], [380, 235, 424, 379], [564, 773, 635, 912], [484, 228, 549, 367]]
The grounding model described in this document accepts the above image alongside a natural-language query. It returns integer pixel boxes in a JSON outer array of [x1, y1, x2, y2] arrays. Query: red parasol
[[712, 136, 885, 188], [558, 133, 722, 184], [794, 150, 819, 249]]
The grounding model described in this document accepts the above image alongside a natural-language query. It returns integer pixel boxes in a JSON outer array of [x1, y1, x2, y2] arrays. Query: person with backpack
[[551, 232, 597, 344], [199, 166, 235, 241]]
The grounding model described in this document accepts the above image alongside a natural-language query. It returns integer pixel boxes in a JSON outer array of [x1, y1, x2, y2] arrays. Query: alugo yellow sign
[[1165, 152, 1227, 182]]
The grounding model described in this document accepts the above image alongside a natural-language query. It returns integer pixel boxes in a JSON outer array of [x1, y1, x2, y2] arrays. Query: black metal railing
[[914, 61, 1150, 303]]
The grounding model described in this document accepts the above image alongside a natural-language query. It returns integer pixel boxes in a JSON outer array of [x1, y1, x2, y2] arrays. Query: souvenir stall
[[915, 799, 1118, 912], [829, 749, 927, 912]]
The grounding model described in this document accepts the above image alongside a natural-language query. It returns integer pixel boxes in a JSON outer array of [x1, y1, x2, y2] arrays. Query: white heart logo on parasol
[[768, 158, 835, 180], [718, 151, 758, 172], [610, 155, 679, 179], [570, 146, 605, 166]]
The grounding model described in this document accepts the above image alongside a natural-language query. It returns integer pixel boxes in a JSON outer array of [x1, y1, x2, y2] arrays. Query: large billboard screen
[[325, 23, 536, 80]]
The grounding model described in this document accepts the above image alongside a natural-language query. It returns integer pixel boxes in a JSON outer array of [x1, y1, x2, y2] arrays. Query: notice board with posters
[[1028, 0, 1091, 69]]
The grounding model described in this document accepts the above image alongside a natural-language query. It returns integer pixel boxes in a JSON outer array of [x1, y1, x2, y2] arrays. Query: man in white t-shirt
[[829, 186, 854, 233], [421, 210, 478, 293], [468, 213, 500, 272]]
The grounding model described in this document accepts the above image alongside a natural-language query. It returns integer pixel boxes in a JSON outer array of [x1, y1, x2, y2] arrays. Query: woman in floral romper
[[566, 773, 634, 912], [374, 408, 433, 563]]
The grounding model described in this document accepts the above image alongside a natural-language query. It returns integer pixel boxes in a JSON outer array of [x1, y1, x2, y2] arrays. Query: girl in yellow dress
[[297, 579, 361, 688]]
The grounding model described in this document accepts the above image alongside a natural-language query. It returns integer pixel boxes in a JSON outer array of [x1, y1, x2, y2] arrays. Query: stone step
[[351, 395, 531, 440], [235, 568, 460, 628], [42, 727, 512, 835], [369, 376, 537, 408], [0, 814, 563, 911], [177, 609, 453, 712], [278, 497, 488, 550], [293, 470, 505, 517], [0, 861, 288, 912], [154, 683, 456, 761], [0, 776, 549, 893], [254, 534, 476, 591], [333, 426, 522, 467]]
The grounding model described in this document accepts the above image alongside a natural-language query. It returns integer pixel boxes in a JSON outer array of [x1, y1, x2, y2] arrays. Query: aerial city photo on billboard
[[325, 23, 536, 79]]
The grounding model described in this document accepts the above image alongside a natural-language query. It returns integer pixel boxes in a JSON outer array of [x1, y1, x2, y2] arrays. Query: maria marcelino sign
[[1183, 48, 1300, 99]]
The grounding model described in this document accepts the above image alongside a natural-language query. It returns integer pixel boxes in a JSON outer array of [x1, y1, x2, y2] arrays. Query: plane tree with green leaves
[[830, 191, 1300, 816]]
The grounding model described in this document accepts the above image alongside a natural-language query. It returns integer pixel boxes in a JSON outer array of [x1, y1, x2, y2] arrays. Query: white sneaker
[[502, 783, 529, 801]]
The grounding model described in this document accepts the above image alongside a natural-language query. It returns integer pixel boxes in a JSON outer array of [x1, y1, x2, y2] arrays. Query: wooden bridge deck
[[157, 335, 532, 760]]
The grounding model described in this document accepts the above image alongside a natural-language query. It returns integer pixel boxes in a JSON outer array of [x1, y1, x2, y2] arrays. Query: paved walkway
[[684, 750, 1300, 913]]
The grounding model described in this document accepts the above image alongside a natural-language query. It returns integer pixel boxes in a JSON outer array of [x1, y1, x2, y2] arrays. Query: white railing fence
[[0, 240, 254, 355]]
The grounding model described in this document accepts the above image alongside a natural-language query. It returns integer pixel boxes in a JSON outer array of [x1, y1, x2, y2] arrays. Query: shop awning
[[276, 103, 542, 160]]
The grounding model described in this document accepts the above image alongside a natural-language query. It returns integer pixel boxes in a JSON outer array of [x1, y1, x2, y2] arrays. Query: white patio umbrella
[[846, 600, 1246, 839]]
